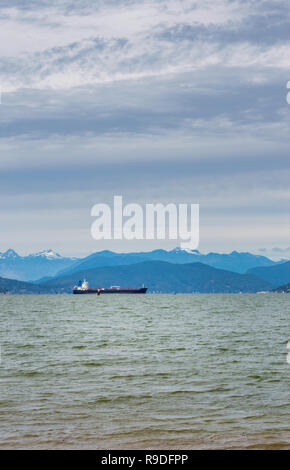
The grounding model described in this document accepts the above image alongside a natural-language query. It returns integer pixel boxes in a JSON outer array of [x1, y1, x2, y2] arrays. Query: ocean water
[[1, 293, 290, 449]]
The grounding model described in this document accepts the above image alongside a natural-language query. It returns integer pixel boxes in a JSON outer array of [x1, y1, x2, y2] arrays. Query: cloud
[[0, 0, 289, 92], [0, 0, 289, 254], [271, 247, 290, 253]]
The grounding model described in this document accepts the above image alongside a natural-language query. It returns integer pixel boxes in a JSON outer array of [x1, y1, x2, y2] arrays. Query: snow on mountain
[[0, 249, 76, 281], [30, 249, 62, 259], [0, 247, 285, 282], [1, 249, 20, 259], [0, 248, 64, 260], [173, 247, 201, 255]]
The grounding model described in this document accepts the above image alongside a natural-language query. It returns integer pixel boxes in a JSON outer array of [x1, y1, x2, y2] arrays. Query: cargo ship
[[73, 279, 147, 295]]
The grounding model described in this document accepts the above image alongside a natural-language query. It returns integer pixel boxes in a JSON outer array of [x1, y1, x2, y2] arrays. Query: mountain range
[[36, 261, 274, 294], [0, 247, 283, 283], [0, 249, 75, 281], [247, 261, 290, 287], [0, 275, 52, 294], [40, 247, 283, 281], [0, 247, 289, 294]]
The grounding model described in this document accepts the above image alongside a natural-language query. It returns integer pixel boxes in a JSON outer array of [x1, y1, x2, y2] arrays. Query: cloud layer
[[0, 0, 289, 255]]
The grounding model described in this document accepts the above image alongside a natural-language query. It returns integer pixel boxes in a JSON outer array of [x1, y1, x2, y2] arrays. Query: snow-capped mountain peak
[[173, 247, 201, 255], [1, 249, 20, 259], [31, 249, 62, 259]]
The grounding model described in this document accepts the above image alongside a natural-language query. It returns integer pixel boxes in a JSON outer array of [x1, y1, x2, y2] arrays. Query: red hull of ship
[[73, 287, 147, 294]]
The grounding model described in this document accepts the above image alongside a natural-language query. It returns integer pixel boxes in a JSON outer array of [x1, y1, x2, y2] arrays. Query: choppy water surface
[[1, 294, 290, 449]]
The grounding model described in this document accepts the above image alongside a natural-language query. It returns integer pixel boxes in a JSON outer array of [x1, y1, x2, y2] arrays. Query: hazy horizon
[[0, 245, 289, 262]]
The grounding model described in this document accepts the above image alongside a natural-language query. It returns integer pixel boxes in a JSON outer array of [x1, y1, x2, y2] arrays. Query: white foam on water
[[287, 352, 290, 364], [287, 341, 290, 350]]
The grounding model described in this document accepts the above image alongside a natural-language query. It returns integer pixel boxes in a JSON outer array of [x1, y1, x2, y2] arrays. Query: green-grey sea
[[1, 294, 290, 449]]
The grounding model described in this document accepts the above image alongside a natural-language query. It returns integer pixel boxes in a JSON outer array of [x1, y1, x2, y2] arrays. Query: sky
[[0, 0, 289, 258]]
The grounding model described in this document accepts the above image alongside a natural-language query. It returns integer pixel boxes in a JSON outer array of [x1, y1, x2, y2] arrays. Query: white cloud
[[1, 0, 288, 92]]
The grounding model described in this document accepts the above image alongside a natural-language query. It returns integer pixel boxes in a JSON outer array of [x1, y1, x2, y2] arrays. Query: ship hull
[[73, 287, 147, 295]]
